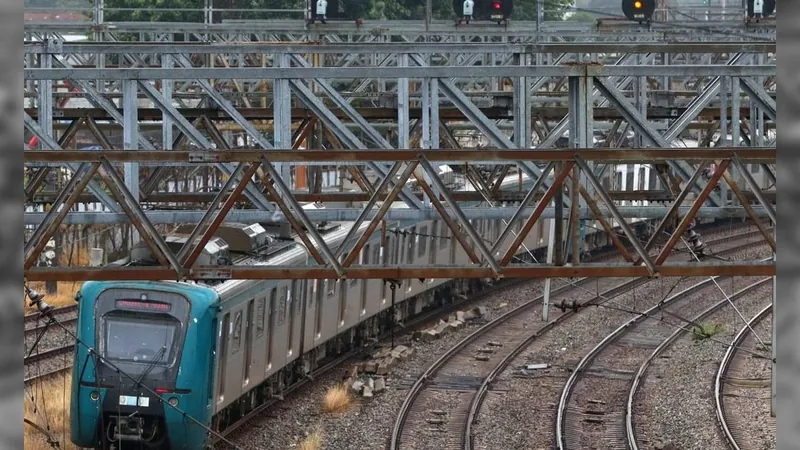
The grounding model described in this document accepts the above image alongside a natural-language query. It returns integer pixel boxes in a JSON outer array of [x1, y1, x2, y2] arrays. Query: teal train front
[[70, 281, 220, 449]]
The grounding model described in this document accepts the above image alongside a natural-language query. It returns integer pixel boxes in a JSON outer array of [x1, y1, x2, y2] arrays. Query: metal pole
[[390, 280, 397, 349], [771, 225, 776, 417], [542, 212, 556, 322]]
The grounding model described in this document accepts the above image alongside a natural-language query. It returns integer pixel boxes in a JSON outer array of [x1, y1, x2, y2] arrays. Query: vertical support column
[[731, 75, 740, 147], [423, 79, 440, 205], [274, 53, 292, 185], [425, 0, 432, 30], [162, 54, 173, 151], [542, 217, 556, 322], [771, 226, 776, 417], [38, 52, 52, 150], [567, 73, 592, 258], [514, 52, 531, 150], [719, 76, 729, 205], [634, 59, 647, 148], [122, 79, 140, 243], [398, 53, 410, 150]]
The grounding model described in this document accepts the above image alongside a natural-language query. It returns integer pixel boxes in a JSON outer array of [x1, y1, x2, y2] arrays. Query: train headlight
[[89, 391, 100, 401], [168, 397, 179, 407]]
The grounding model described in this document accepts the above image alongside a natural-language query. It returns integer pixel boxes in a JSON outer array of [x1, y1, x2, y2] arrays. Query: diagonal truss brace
[[574, 155, 656, 275], [24, 112, 121, 212], [177, 162, 263, 268], [287, 78, 423, 210], [97, 158, 184, 275], [732, 155, 776, 224], [259, 156, 345, 277], [342, 162, 420, 268], [636, 161, 710, 264], [418, 157, 504, 277], [334, 162, 403, 259], [135, 79, 274, 211], [501, 162, 575, 266], [655, 160, 732, 266], [24, 162, 100, 270], [593, 76, 722, 207]]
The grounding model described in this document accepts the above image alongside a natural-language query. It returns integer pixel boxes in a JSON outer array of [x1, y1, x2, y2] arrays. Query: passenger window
[[407, 228, 415, 264], [278, 286, 287, 325], [232, 311, 243, 353], [418, 226, 427, 257], [256, 297, 266, 338], [440, 220, 448, 249]]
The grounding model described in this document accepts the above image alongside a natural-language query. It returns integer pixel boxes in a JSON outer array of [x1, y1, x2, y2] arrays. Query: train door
[[266, 288, 276, 372], [216, 313, 230, 405], [243, 300, 254, 386]]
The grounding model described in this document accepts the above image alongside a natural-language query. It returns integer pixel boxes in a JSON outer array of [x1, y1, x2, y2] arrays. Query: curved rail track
[[556, 270, 770, 450], [391, 229, 766, 450], [714, 304, 774, 450]]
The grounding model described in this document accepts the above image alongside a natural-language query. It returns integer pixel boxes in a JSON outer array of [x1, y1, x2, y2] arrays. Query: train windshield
[[102, 313, 181, 367]]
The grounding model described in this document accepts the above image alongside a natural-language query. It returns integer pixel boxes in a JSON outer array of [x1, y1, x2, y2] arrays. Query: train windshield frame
[[100, 311, 182, 368]]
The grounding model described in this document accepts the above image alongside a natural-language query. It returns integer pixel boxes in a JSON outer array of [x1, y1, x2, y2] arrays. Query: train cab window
[[418, 226, 428, 257], [102, 313, 180, 367], [256, 297, 266, 338], [231, 311, 243, 353]]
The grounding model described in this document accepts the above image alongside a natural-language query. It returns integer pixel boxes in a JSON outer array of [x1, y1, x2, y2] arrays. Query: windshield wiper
[[134, 345, 167, 388]]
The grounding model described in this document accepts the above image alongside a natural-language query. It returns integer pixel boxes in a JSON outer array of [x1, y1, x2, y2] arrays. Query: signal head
[[634, 0, 642, 8], [493, 1, 501, 9]]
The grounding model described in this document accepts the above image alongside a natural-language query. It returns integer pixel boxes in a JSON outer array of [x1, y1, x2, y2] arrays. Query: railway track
[[714, 304, 774, 450], [390, 230, 765, 450], [556, 269, 771, 450]]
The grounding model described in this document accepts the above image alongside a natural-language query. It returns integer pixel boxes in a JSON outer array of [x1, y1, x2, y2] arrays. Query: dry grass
[[297, 429, 323, 450], [320, 383, 353, 414], [24, 372, 77, 450]]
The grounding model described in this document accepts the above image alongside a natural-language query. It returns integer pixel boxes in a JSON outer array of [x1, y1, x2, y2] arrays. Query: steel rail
[[394, 230, 763, 450], [463, 231, 767, 450], [555, 261, 771, 449], [712, 303, 772, 450], [626, 278, 771, 450]]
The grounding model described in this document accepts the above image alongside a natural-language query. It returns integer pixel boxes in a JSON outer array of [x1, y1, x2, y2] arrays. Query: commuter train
[[70, 167, 670, 449]]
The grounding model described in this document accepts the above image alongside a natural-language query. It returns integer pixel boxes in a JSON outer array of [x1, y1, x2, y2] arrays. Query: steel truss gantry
[[23, 148, 776, 281], [23, 38, 777, 281]]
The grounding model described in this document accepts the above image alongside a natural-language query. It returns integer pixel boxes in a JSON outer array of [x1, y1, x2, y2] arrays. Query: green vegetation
[[691, 322, 724, 342], [29, 0, 575, 22]]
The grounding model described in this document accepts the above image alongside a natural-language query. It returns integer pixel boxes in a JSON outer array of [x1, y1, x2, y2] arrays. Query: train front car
[[70, 281, 219, 449]]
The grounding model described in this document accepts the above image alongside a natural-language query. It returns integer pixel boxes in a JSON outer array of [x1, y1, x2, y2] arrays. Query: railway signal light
[[622, 0, 655, 22], [746, 0, 775, 18], [492, 1, 501, 9]]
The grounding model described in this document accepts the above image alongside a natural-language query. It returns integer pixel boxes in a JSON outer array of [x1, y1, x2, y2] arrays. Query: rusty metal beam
[[636, 162, 710, 265], [720, 169, 777, 253], [25, 189, 682, 205], [412, 165, 482, 266], [97, 158, 183, 273], [23, 162, 99, 270], [23, 261, 776, 282], [654, 160, 732, 266], [183, 162, 262, 268], [342, 162, 419, 268], [24, 148, 776, 163], [501, 162, 575, 266]]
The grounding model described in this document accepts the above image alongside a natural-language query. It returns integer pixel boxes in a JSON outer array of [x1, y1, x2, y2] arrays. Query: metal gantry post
[[771, 224, 776, 417], [162, 54, 173, 151], [274, 53, 292, 184], [37, 52, 52, 150], [398, 53, 410, 150], [122, 79, 140, 243]]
